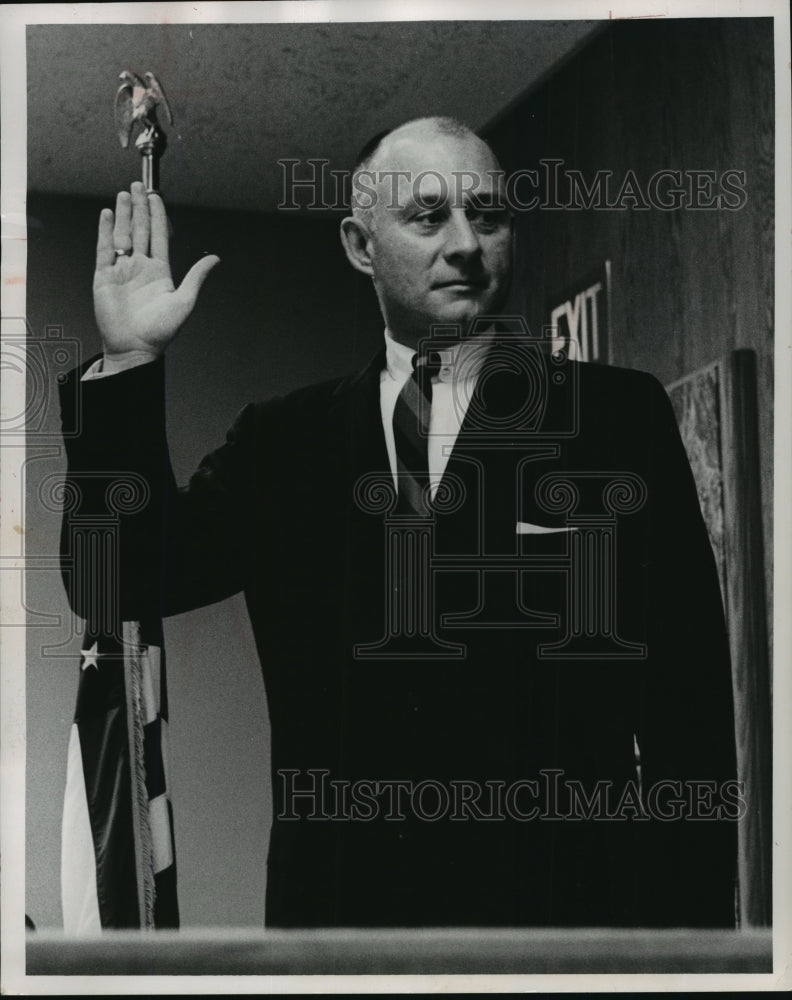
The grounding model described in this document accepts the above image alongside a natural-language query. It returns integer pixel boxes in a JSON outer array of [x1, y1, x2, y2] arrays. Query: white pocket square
[[515, 521, 575, 535]]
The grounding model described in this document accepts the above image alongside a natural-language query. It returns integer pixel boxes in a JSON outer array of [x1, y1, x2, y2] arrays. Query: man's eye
[[414, 210, 444, 226], [469, 208, 508, 230]]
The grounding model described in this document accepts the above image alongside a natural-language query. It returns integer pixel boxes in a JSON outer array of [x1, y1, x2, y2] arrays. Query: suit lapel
[[438, 351, 568, 543], [329, 347, 391, 486]]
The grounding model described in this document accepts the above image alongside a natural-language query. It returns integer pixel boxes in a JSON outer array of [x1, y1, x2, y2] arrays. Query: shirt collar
[[383, 329, 493, 384]]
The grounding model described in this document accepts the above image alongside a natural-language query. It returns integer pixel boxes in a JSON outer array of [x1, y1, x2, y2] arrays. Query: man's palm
[[94, 182, 219, 360]]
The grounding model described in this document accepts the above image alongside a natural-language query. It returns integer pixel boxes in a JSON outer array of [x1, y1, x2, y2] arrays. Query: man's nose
[[442, 210, 481, 260]]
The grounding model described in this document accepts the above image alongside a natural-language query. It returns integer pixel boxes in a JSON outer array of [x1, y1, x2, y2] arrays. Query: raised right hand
[[93, 181, 220, 364]]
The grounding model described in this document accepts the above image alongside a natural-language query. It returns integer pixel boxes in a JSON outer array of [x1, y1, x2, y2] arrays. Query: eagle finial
[[114, 70, 173, 150]]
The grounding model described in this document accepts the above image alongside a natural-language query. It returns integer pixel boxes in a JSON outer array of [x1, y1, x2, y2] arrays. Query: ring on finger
[[114, 248, 132, 257]]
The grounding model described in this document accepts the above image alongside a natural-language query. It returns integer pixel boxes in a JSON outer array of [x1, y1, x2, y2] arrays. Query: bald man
[[61, 117, 737, 928]]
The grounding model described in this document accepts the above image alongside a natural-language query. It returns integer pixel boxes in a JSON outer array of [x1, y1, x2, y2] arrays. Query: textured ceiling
[[27, 20, 602, 212]]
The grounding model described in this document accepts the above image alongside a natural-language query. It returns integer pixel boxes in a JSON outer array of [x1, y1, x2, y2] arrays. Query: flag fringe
[[123, 620, 156, 929]]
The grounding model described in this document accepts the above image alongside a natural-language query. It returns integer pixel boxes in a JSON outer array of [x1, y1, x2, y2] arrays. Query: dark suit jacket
[[60, 343, 737, 928]]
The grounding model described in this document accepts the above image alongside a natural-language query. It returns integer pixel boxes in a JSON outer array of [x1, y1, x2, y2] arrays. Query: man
[[61, 117, 737, 928]]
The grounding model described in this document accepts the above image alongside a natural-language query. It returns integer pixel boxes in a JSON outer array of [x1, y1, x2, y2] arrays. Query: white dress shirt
[[379, 331, 491, 498]]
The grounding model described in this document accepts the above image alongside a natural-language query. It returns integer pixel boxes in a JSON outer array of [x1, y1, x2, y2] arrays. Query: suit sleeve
[[59, 356, 278, 621], [635, 372, 738, 926]]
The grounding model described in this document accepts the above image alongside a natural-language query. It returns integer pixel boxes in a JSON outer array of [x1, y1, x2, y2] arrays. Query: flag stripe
[[153, 813, 179, 932], [143, 716, 168, 800], [148, 794, 174, 873], [140, 653, 159, 724], [77, 695, 141, 927], [61, 725, 101, 934]]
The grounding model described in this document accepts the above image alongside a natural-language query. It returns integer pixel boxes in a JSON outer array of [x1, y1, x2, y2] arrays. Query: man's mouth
[[433, 277, 488, 290]]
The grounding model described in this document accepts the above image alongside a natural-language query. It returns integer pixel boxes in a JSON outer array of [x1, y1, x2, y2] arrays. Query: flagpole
[[137, 131, 160, 193]]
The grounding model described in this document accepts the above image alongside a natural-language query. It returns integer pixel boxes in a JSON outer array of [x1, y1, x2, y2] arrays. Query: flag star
[[80, 641, 101, 671]]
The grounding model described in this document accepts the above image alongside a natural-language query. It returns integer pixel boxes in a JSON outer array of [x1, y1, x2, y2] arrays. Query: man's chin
[[428, 297, 500, 331]]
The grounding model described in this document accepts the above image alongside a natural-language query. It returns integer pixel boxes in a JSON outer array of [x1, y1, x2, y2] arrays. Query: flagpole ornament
[[114, 70, 173, 193]]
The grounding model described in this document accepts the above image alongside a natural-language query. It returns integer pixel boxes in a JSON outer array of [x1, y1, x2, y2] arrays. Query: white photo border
[[2, 0, 790, 993]]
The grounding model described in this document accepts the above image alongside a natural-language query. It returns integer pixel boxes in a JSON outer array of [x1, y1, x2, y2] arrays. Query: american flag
[[61, 619, 178, 931]]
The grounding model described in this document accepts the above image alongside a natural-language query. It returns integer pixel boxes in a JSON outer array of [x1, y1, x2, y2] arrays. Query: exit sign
[[547, 261, 612, 364]]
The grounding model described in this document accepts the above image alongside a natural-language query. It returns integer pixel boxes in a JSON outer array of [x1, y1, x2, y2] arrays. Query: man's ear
[[340, 215, 374, 277]]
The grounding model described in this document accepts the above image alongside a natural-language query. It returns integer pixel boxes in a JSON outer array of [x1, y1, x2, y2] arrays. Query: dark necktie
[[392, 350, 442, 517]]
